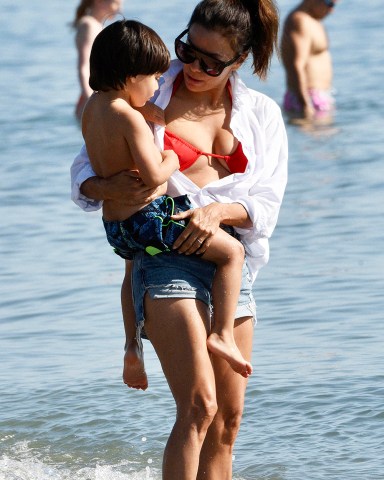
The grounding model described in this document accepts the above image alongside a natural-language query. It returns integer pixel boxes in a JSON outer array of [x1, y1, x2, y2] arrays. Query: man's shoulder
[[285, 9, 318, 32]]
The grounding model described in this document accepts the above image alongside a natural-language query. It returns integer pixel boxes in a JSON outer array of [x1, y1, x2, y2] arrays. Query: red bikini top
[[163, 73, 248, 174]]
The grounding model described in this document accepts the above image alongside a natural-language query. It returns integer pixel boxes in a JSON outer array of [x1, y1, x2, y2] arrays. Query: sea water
[[0, 0, 383, 478]]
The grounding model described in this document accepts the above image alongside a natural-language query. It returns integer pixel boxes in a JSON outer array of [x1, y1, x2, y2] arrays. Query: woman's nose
[[190, 57, 203, 73]]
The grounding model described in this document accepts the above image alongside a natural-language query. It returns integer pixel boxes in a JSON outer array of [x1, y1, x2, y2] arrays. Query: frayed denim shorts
[[131, 249, 257, 338]]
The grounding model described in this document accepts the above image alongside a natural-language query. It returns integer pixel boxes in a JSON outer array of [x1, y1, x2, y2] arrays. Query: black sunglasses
[[174, 29, 241, 77], [323, 0, 336, 7]]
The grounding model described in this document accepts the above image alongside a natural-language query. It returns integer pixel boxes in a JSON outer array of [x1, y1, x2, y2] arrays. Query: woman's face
[[180, 24, 242, 93]]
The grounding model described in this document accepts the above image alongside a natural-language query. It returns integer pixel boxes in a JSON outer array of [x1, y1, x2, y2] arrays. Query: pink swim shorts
[[283, 89, 335, 115]]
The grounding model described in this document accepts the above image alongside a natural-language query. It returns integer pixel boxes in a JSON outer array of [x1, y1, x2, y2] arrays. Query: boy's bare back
[[82, 92, 154, 179], [82, 91, 175, 221]]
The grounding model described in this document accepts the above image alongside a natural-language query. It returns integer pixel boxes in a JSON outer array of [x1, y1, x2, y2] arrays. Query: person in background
[[72, 0, 123, 121], [71, 0, 287, 478], [280, 0, 337, 122]]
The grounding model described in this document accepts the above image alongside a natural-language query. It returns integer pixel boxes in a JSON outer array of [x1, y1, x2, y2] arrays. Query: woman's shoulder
[[77, 15, 100, 28], [76, 15, 102, 38]]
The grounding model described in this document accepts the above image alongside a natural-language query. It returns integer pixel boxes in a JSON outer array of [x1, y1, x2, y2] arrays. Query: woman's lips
[[184, 72, 205, 87]]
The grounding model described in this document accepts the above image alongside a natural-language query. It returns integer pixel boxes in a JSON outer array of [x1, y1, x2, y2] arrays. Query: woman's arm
[[70, 145, 102, 211], [70, 145, 165, 211], [75, 19, 99, 99], [239, 103, 288, 240], [80, 171, 166, 205], [172, 201, 250, 255], [83, 170, 166, 203]]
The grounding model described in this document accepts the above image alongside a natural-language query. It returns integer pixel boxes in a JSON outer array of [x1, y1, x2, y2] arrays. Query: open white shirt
[[70, 60, 288, 282]]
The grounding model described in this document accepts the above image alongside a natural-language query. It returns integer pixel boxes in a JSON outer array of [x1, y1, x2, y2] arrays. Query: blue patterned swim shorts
[[103, 195, 192, 260]]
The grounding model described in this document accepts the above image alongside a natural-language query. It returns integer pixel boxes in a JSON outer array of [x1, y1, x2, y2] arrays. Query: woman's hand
[[171, 203, 224, 255], [81, 170, 166, 205], [106, 170, 165, 204]]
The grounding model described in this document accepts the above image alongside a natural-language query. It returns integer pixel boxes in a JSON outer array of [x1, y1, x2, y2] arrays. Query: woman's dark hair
[[187, 0, 279, 79], [89, 20, 170, 91]]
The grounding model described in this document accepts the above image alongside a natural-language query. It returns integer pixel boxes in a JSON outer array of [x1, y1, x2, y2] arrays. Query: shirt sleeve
[[70, 144, 103, 212], [235, 101, 288, 240]]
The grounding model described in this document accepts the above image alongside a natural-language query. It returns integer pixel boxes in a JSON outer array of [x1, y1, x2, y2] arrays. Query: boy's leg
[[201, 230, 252, 378], [121, 260, 148, 390]]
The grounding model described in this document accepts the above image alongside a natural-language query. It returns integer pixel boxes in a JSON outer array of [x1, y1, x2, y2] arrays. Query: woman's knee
[[215, 404, 244, 445], [178, 393, 218, 432]]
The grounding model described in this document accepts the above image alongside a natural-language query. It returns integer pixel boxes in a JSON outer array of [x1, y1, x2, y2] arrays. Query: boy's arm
[[134, 102, 166, 126], [124, 109, 179, 187]]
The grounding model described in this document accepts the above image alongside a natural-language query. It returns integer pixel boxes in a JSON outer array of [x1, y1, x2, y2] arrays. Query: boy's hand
[[161, 150, 180, 170]]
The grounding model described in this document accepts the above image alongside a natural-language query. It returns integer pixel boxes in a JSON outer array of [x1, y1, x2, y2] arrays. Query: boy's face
[[129, 74, 161, 107]]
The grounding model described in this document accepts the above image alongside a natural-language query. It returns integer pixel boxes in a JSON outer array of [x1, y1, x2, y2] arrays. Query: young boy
[[81, 20, 252, 390]]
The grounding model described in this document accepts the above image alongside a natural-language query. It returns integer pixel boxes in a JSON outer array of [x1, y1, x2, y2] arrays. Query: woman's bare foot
[[207, 333, 253, 378], [123, 340, 148, 390]]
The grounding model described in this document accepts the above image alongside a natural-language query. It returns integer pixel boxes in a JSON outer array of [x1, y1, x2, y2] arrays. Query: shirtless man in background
[[280, 0, 337, 121]]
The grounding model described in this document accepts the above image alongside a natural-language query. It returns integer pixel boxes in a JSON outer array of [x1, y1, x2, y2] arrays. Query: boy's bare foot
[[207, 333, 253, 378], [123, 340, 148, 390]]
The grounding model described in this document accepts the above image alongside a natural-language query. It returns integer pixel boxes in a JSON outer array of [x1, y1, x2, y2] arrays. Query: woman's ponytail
[[243, 0, 279, 78]]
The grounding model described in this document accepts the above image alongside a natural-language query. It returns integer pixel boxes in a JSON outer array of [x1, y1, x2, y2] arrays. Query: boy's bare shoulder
[[108, 98, 149, 128]]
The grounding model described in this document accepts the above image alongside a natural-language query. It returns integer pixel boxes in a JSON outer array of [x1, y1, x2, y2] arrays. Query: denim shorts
[[131, 249, 257, 339]]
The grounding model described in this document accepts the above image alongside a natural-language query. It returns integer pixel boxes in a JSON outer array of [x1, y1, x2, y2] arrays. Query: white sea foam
[[0, 448, 161, 480]]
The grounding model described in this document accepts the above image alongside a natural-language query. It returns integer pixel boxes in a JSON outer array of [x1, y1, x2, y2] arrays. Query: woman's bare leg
[[144, 296, 218, 480], [201, 231, 252, 377], [197, 316, 254, 480], [121, 260, 148, 390]]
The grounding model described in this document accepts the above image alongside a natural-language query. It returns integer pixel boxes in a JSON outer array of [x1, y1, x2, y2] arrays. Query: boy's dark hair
[[89, 20, 170, 91]]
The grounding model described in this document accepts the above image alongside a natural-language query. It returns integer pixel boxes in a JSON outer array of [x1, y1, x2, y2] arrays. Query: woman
[[72, 0, 123, 121], [71, 0, 287, 478]]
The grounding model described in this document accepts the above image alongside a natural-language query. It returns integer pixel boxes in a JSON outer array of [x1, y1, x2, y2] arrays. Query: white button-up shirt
[[70, 60, 288, 282]]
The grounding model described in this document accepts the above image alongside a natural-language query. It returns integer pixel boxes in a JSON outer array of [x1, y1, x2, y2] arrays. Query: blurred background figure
[[72, 0, 123, 121], [280, 0, 337, 124]]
